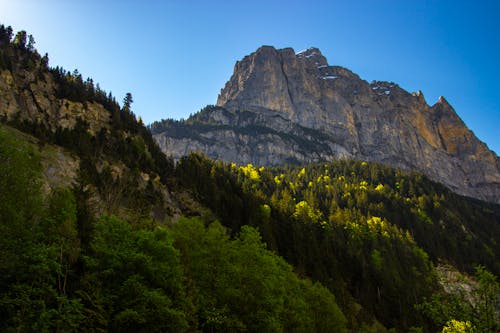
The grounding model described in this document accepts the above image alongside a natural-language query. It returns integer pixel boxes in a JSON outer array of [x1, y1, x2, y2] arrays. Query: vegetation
[[0, 127, 348, 332], [175, 154, 500, 331], [419, 265, 499, 332], [1, 24, 499, 332]]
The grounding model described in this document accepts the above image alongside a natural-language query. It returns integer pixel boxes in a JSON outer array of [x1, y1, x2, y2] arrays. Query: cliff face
[[0, 67, 110, 134], [153, 46, 500, 204]]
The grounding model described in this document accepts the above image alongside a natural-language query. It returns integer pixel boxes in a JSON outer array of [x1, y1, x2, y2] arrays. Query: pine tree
[[122, 92, 133, 113]]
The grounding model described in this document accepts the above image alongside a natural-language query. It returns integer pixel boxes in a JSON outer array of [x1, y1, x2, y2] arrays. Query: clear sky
[[1, 0, 498, 154]]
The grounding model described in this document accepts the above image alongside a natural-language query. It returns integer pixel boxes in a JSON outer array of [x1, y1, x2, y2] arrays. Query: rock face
[[153, 46, 500, 204], [0, 68, 109, 134]]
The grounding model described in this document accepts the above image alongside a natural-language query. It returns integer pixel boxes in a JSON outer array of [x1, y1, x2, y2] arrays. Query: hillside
[[174, 153, 500, 330], [1, 24, 499, 332], [0, 24, 349, 333], [152, 46, 500, 204]]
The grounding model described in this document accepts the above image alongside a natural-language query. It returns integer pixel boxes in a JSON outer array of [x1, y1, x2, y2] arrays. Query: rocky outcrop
[[0, 68, 109, 134], [154, 46, 500, 204]]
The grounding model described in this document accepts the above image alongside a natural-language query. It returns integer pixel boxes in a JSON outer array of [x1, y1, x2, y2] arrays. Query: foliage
[[82, 215, 189, 332], [441, 320, 474, 333], [0, 127, 349, 331], [0, 127, 43, 229], [171, 217, 348, 332], [175, 153, 500, 331], [0, 24, 43, 72], [148, 105, 224, 134], [0, 128, 85, 331], [419, 265, 499, 332], [1, 24, 174, 187], [2, 23, 500, 332]]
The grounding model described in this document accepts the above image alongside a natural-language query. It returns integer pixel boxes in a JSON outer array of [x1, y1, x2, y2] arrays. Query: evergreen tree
[[13, 30, 27, 48], [27, 34, 35, 52], [123, 92, 133, 113]]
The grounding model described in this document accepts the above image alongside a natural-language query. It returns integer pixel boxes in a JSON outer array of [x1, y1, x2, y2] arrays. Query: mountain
[[152, 46, 500, 204], [2, 25, 499, 332]]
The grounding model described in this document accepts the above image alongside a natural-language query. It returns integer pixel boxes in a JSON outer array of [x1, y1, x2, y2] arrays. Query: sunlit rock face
[[0, 68, 110, 134], [154, 46, 500, 204]]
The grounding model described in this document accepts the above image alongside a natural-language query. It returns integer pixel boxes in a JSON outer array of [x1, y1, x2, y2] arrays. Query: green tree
[[171, 217, 348, 332], [441, 320, 474, 333], [27, 34, 35, 52], [0, 127, 85, 331], [122, 92, 133, 113], [419, 265, 499, 332], [83, 215, 189, 332], [44, 188, 81, 295], [473, 265, 499, 332], [13, 30, 27, 48]]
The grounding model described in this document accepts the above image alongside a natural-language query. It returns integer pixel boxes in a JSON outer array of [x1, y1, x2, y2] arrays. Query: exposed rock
[[154, 46, 500, 204], [0, 38, 232, 227], [0, 123, 80, 194], [436, 264, 477, 305], [40, 144, 80, 193], [0, 68, 109, 133]]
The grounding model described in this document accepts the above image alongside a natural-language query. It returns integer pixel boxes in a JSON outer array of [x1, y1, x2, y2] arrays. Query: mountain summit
[[153, 46, 500, 204]]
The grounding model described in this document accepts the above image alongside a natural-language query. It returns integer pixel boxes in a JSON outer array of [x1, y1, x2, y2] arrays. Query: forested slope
[[175, 154, 500, 330], [1, 24, 499, 332], [0, 24, 348, 332]]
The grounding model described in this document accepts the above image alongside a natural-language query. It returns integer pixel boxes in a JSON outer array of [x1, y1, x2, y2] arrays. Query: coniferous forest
[[0, 24, 499, 332]]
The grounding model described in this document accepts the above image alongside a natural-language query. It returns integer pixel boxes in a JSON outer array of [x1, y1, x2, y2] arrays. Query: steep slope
[[2, 25, 500, 332], [153, 46, 500, 204], [0, 26, 189, 222], [175, 153, 500, 330], [0, 26, 351, 333]]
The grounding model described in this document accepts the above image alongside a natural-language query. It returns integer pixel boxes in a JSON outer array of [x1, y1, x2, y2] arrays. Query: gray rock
[[155, 46, 500, 204]]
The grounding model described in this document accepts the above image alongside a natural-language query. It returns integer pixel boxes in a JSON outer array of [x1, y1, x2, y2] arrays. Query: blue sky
[[1, 0, 499, 154]]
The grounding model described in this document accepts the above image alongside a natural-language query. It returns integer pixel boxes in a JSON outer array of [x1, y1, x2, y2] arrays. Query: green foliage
[[0, 24, 13, 43], [418, 265, 499, 332], [441, 320, 474, 333], [83, 215, 189, 332], [472, 265, 500, 332], [3, 24, 500, 332], [0, 148, 350, 331], [44, 188, 81, 295], [1, 25, 174, 185], [175, 154, 500, 331], [148, 105, 224, 134], [239, 163, 261, 181], [0, 128, 86, 331], [293, 200, 323, 224], [122, 92, 133, 113], [171, 217, 348, 332], [0, 25, 44, 73], [0, 127, 43, 230], [371, 249, 383, 270]]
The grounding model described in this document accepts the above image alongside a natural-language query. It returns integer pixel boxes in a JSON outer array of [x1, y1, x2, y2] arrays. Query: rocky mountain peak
[[158, 46, 500, 204], [437, 95, 451, 107], [295, 47, 329, 67]]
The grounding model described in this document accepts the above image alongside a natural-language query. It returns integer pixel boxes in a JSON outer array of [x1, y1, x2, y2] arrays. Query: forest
[[1, 24, 499, 332]]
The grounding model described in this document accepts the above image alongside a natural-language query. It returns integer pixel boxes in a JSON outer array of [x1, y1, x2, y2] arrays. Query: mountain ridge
[[2, 24, 500, 332], [153, 46, 500, 204]]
